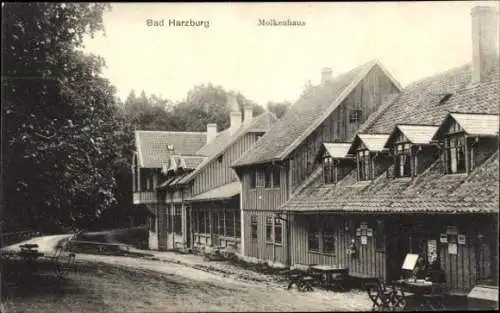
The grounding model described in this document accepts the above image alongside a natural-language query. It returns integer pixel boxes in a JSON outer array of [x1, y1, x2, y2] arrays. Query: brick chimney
[[206, 123, 217, 144], [321, 67, 333, 84], [228, 94, 242, 135], [471, 6, 499, 85], [243, 104, 253, 126]]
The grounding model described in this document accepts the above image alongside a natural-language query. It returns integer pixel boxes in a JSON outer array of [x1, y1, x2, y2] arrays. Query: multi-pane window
[[349, 110, 362, 123], [272, 167, 280, 187], [249, 171, 257, 189], [174, 205, 182, 235], [357, 150, 372, 181], [264, 168, 272, 188], [274, 217, 282, 244], [445, 135, 466, 174], [394, 143, 412, 177], [225, 211, 235, 237], [308, 216, 336, 255], [265, 216, 273, 242], [324, 156, 336, 184], [250, 215, 258, 240]]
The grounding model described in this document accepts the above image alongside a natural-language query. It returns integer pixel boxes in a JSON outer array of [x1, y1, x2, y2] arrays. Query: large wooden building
[[157, 95, 276, 251], [132, 130, 208, 249], [233, 5, 499, 295], [231, 61, 403, 265]]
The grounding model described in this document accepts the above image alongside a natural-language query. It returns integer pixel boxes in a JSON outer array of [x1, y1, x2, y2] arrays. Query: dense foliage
[[2, 3, 131, 233]]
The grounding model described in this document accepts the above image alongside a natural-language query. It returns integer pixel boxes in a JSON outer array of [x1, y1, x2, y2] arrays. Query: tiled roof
[[388, 125, 439, 146], [281, 150, 498, 214], [233, 60, 402, 167], [367, 64, 500, 134], [323, 143, 353, 159], [187, 181, 240, 202], [176, 112, 277, 185], [449, 113, 499, 136], [135, 131, 207, 168]]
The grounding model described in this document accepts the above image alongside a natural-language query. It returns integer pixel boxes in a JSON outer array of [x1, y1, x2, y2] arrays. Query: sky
[[83, 1, 499, 106]]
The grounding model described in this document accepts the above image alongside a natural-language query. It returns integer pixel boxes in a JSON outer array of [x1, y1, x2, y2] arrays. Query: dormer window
[[445, 135, 466, 174], [357, 150, 372, 181], [394, 143, 412, 177], [349, 110, 362, 123]]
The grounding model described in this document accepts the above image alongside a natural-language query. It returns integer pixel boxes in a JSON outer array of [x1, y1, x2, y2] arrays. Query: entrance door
[[386, 221, 412, 281]]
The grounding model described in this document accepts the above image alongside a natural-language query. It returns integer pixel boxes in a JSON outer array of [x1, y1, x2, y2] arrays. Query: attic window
[[167, 144, 174, 151], [439, 93, 452, 106], [349, 110, 362, 123], [357, 150, 372, 181], [393, 143, 412, 178], [323, 157, 336, 184]]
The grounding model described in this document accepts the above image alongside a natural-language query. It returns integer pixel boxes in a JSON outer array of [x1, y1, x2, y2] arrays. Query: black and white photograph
[[1, 2, 498, 312]]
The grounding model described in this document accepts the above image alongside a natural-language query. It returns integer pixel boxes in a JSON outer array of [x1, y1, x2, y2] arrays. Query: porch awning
[[187, 181, 240, 202]]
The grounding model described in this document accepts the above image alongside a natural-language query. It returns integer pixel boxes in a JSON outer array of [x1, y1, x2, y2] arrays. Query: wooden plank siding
[[290, 214, 386, 279], [240, 65, 400, 265], [289, 66, 401, 192], [193, 133, 260, 196]]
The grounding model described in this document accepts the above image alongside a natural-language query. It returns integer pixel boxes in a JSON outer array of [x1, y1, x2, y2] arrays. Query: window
[[264, 168, 272, 188], [323, 220, 335, 254], [274, 217, 282, 244], [235, 212, 241, 238], [198, 210, 206, 234], [214, 211, 222, 235], [272, 167, 280, 187], [250, 215, 258, 240], [309, 216, 336, 255], [323, 156, 336, 184], [166, 206, 172, 233], [174, 205, 182, 235], [375, 220, 385, 252], [225, 211, 235, 237], [308, 219, 320, 251], [217, 155, 223, 163], [357, 150, 372, 181], [394, 143, 412, 177], [265, 216, 273, 242], [249, 170, 257, 189], [445, 135, 466, 174], [349, 110, 362, 123]]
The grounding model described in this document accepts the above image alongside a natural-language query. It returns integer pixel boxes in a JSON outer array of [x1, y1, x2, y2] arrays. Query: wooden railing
[[133, 191, 157, 204]]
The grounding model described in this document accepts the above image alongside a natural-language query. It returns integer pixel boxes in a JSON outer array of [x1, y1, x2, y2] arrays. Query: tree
[[266, 100, 292, 119], [3, 3, 127, 233]]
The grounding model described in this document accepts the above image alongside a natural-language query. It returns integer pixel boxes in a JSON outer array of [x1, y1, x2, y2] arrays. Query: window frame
[[274, 217, 283, 245], [225, 210, 235, 237], [250, 215, 258, 240], [174, 205, 182, 235], [307, 217, 321, 252], [264, 168, 272, 188], [272, 167, 280, 187], [308, 216, 336, 255], [265, 216, 273, 243], [357, 149, 372, 181], [249, 170, 257, 189], [444, 134, 467, 174], [349, 109, 363, 124], [393, 142, 412, 178], [323, 156, 337, 184], [375, 220, 385, 252]]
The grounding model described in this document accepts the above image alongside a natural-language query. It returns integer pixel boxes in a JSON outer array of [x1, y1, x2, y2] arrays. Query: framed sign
[[448, 243, 457, 255], [458, 234, 466, 245], [440, 233, 448, 243]]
